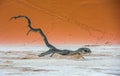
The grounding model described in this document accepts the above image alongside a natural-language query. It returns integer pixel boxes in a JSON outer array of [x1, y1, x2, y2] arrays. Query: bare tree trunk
[[10, 16, 91, 58]]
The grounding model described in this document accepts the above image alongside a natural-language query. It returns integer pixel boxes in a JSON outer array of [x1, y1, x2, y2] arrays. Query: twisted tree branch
[[10, 15, 91, 58], [10, 16, 56, 49]]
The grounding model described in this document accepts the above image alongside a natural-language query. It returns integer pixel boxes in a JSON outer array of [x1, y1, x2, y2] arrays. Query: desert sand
[[0, 45, 120, 76]]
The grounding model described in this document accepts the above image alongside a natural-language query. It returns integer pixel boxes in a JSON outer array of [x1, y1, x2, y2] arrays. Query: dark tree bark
[[10, 15, 91, 58]]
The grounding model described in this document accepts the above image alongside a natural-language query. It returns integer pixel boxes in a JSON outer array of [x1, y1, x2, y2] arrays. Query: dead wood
[[10, 15, 91, 58]]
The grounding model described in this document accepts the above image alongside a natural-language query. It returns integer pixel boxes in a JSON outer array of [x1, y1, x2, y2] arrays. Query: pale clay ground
[[0, 45, 120, 76]]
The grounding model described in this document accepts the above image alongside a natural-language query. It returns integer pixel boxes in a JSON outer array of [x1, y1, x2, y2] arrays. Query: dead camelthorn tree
[[10, 15, 91, 58]]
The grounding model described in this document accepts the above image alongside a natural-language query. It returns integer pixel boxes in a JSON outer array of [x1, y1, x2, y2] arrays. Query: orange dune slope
[[0, 0, 120, 45]]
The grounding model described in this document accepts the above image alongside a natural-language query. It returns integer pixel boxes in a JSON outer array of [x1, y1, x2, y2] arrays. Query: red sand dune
[[0, 0, 120, 45]]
